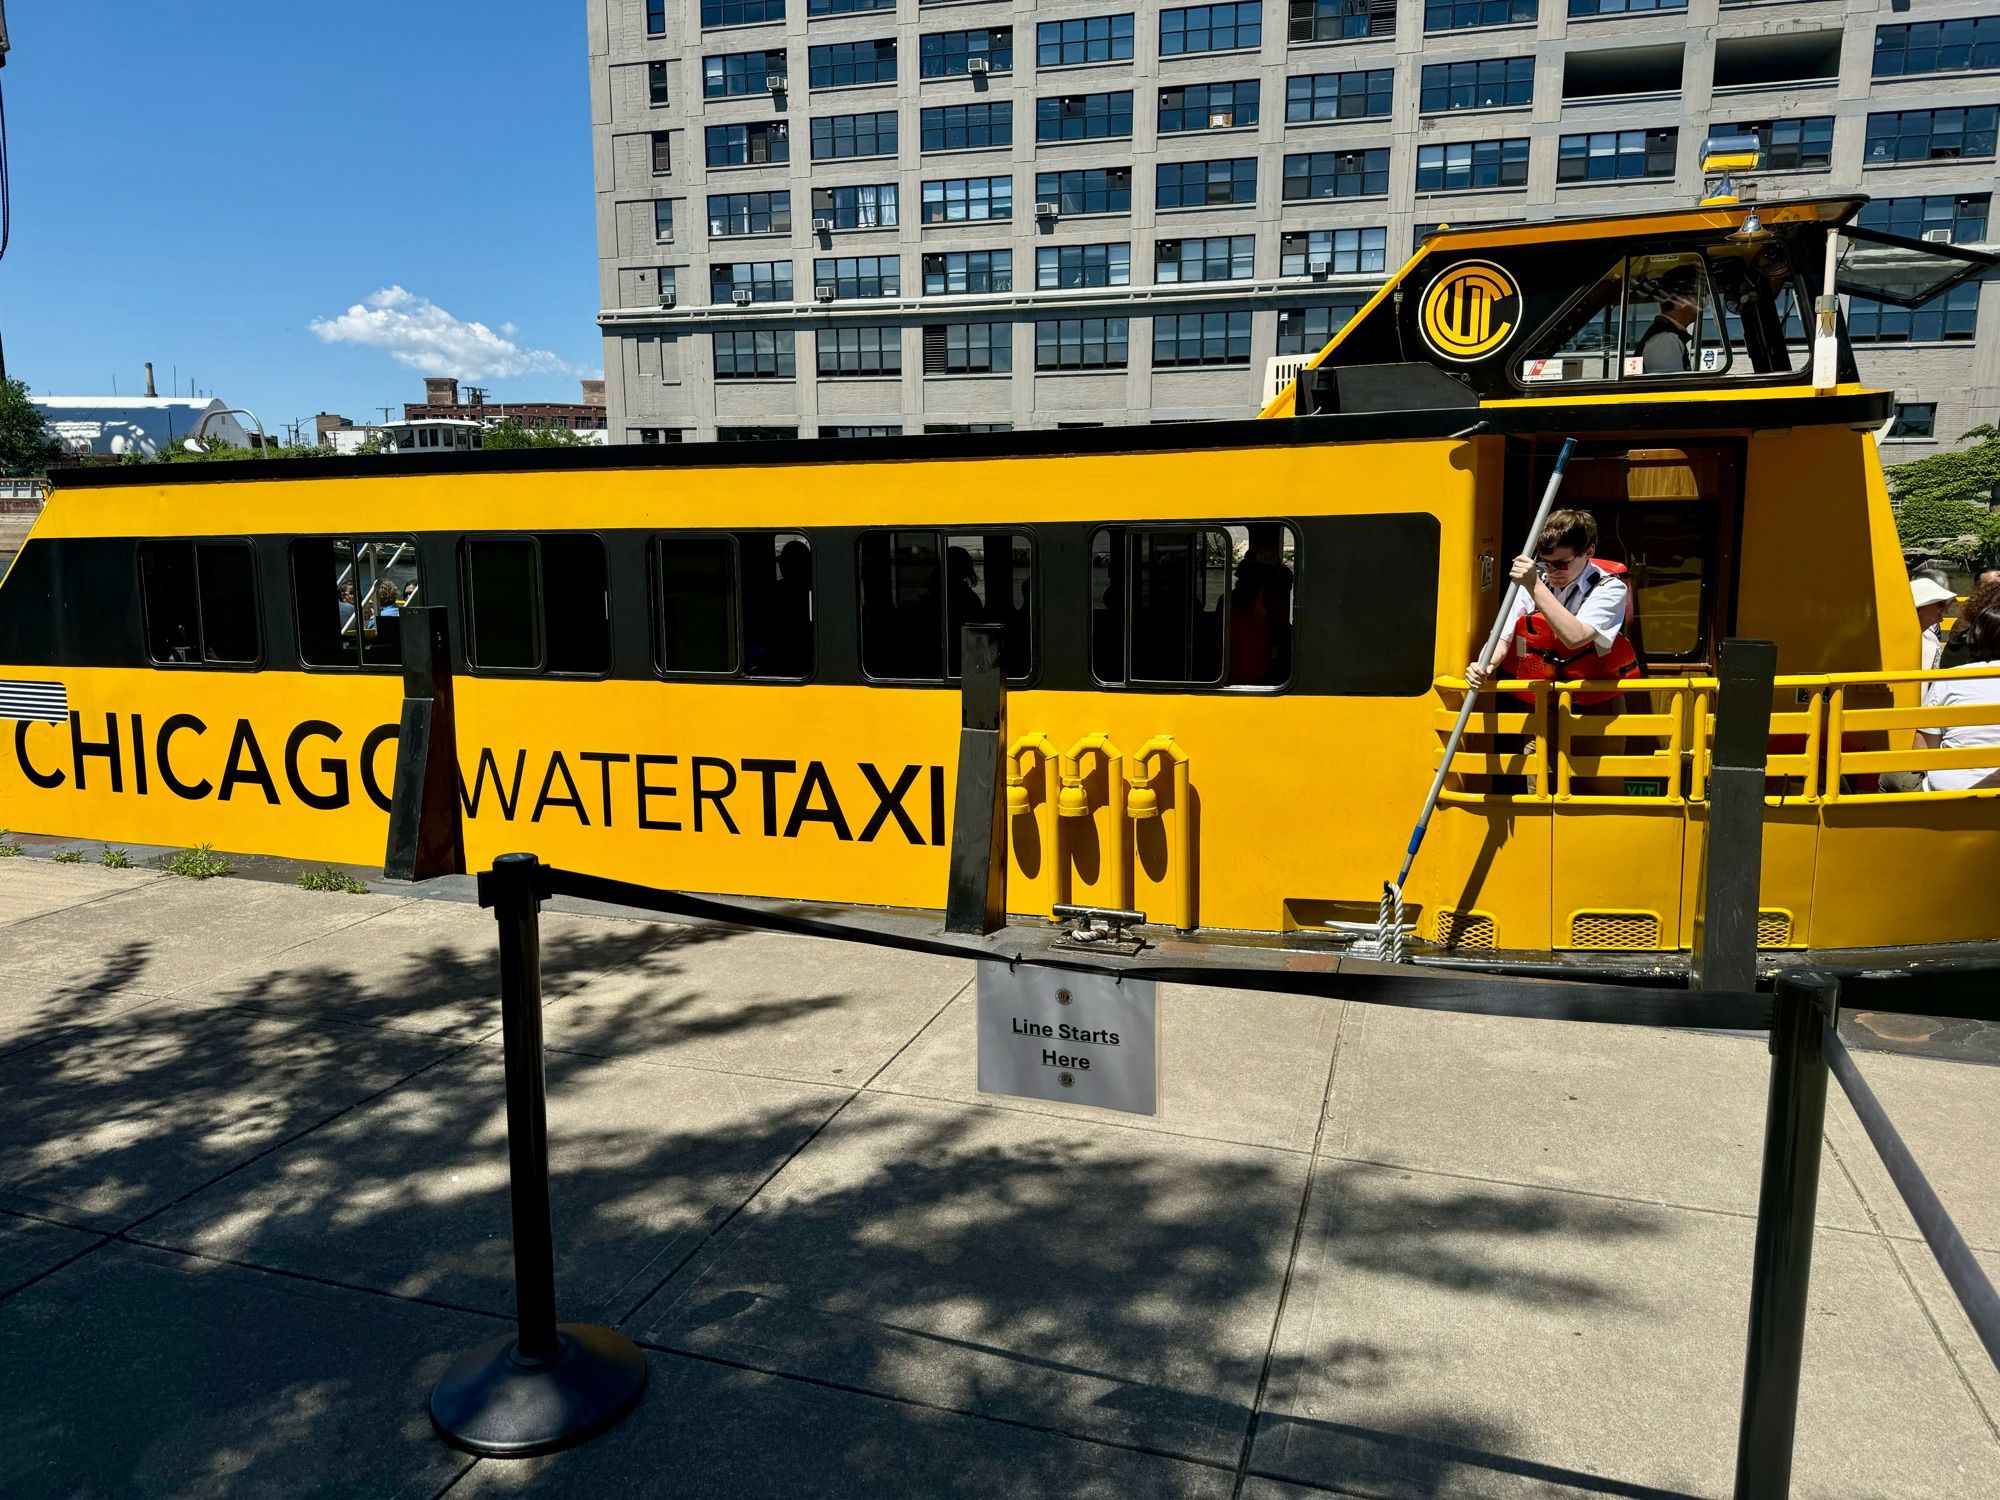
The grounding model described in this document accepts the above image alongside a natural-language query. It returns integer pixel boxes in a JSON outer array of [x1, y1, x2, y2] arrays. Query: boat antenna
[[1376, 436, 1578, 962]]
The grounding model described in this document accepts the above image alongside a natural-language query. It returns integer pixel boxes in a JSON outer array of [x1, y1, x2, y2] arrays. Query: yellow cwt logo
[[1419, 260, 1520, 362]]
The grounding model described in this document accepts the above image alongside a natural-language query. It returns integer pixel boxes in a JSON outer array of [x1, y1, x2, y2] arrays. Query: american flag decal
[[0, 680, 67, 724]]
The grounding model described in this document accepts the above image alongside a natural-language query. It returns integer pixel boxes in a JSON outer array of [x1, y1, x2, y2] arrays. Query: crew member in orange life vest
[[1465, 508, 1631, 692]]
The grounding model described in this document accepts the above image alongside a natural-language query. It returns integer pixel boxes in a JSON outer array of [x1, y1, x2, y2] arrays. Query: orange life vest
[[1507, 557, 1640, 706]]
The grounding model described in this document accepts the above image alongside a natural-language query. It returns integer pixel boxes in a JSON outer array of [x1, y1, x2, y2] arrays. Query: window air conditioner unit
[[1035, 201, 1059, 219], [659, 289, 677, 308], [814, 284, 836, 302], [966, 57, 990, 75], [767, 73, 787, 92], [1209, 111, 1234, 129], [1308, 256, 1331, 277], [1923, 228, 1953, 243], [812, 216, 835, 233], [731, 288, 754, 306]]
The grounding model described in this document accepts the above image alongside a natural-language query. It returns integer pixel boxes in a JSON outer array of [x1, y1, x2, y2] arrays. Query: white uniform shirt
[[1921, 664, 2000, 792], [1504, 560, 1631, 654]]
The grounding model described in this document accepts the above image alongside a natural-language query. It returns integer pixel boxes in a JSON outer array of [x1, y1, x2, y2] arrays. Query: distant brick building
[[403, 376, 609, 431]]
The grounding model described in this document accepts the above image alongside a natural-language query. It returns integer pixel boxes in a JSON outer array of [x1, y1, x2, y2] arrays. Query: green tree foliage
[[481, 418, 592, 450], [0, 378, 66, 477], [121, 438, 332, 466], [1887, 426, 2000, 561]]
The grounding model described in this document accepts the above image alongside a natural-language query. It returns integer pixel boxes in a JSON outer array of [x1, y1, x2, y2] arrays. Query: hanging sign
[[976, 964, 1159, 1116]]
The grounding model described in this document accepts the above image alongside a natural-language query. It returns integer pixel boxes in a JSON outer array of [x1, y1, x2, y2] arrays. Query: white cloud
[[309, 287, 585, 379]]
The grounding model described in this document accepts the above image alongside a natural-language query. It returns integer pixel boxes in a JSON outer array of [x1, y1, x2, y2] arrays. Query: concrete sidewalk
[[0, 857, 1995, 1498]]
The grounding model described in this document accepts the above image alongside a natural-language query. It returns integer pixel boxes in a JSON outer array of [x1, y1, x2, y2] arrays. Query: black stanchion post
[[429, 853, 648, 1457], [1733, 970, 1837, 1500], [945, 623, 1007, 935], [1693, 638, 1776, 994]]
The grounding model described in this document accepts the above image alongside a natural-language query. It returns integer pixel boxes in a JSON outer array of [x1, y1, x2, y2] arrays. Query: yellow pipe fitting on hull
[[1129, 735, 1194, 933], [1006, 733, 1063, 917], [1058, 733, 1128, 911]]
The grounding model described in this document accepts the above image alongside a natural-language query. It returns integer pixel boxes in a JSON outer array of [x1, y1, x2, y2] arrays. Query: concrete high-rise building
[[589, 0, 2000, 450]]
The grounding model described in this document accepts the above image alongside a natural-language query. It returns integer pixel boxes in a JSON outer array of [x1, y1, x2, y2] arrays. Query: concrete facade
[[589, 0, 2000, 452]]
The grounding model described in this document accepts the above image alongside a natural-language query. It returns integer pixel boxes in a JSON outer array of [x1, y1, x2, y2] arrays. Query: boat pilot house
[[4, 192, 1999, 979]]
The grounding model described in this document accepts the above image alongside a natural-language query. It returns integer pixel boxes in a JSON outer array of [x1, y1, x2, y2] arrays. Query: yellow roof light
[[1700, 131, 1763, 177]]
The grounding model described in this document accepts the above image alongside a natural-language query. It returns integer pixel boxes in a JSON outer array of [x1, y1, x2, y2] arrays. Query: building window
[[1420, 57, 1535, 114], [926, 422, 1014, 433], [809, 38, 897, 89], [647, 0, 668, 36], [1847, 283, 1981, 343], [814, 254, 900, 297], [1156, 157, 1256, 208], [711, 260, 794, 302], [1277, 302, 1362, 354], [718, 426, 799, 440], [1036, 242, 1130, 288], [1282, 148, 1390, 200], [654, 201, 676, 241], [1289, 0, 1396, 43], [634, 429, 684, 445], [1160, 2, 1263, 55], [461, 535, 610, 677], [923, 248, 1013, 291], [858, 530, 1033, 682], [701, 0, 785, 26], [1036, 14, 1135, 66], [818, 326, 902, 376], [1857, 193, 1991, 245], [923, 322, 1013, 373], [923, 101, 1013, 151], [1156, 234, 1254, 282], [921, 27, 1014, 76], [705, 120, 790, 167], [1888, 402, 1938, 439], [1280, 228, 1385, 275], [1732, 117, 1834, 171], [1568, 0, 1683, 14], [1865, 107, 2000, 165], [1285, 69, 1393, 123], [822, 425, 902, 438], [1425, 0, 1536, 31], [714, 329, 798, 378], [812, 182, 899, 228], [1037, 166, 1132, 214], [650, 131, 675, 175], [811, 111, 898, 160], [1152, 310, 1252, 368], [708, 190, 791, 236], [1035, 317, 1130, 370], [648, 61, 671, 106], [1873, 19, 2000, 79], [1416, 137, 1530, 191], [651, 266, 679, 303], [704, 50, 786, 97], [922, 175, 1013, 222], [1037, 91, 1134, 142], [808, 0, 894, 13], [1160, 80, 1260, 133], [1556, 128, 1677, 182]]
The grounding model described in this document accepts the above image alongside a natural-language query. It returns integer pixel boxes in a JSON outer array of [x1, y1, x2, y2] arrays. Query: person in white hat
[[1911, 575, 1957, 669]]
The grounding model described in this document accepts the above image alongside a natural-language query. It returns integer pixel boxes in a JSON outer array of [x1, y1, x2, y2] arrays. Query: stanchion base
[[430, 1323, 648, 1457]]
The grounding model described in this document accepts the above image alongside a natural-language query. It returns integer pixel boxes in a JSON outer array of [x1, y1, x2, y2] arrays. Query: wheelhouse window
[[461, 534, 610, 677], [1090, 524, 1297, 689], [652, 532, 813, 679], [138, 540, 260, 667], [294, 537, 421, 670], [858, 530, 1034, 681]]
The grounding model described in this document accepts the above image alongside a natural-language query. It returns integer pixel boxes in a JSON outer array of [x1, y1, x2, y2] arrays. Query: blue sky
[[3, 1, 599, 439]]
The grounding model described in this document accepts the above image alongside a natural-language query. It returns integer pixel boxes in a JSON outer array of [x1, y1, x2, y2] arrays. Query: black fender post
[[1693, 638, 1776, 995], [1733, 970, 1836, 1499], [945, 623, 1007, 935], [384, 605, 465, 883]]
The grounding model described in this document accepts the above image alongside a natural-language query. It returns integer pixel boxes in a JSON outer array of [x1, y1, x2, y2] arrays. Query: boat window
[[293, 537, 421, 670], [744, 533, 814, 679], [137, 539, 260, 667], [461, 534, 611, 676], [858, 529, 1033, 683], [1091, 522, 1296, 689], [654, 535, 739, 675]]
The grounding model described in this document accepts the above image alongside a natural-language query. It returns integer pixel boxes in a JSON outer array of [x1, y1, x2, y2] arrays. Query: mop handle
[[1394, 437, 1577, 891]]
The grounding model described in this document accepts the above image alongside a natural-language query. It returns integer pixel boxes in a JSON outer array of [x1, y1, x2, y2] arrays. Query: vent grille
[[1756, 910, 1794, 948], [1569, 912, 1661, 950], [1432, 910, 1496, 950], [0, 679, 67, 724]]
